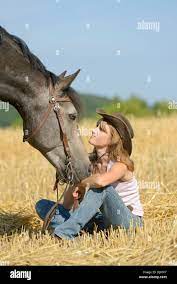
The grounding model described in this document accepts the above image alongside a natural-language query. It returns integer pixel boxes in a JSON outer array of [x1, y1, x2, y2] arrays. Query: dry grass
[[0, 115, 177, 266]]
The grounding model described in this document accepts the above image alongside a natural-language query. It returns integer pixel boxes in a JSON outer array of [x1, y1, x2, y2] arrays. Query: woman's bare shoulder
[[110, 161, 127, 173], [111, 161, 133, 182]]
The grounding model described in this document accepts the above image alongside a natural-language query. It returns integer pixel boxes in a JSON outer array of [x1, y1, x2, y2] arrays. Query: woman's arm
[[79, 162, 127, 189]]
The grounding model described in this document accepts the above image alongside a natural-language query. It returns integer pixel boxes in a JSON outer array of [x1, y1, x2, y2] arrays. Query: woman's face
[[89, 121, 112, 148]]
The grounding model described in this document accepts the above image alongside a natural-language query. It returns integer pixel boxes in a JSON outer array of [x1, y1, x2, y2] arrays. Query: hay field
[[0, 115, 177, 266]]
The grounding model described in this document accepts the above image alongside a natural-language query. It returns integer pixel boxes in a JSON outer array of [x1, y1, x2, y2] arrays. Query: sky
[[1, 0, 177, 104]]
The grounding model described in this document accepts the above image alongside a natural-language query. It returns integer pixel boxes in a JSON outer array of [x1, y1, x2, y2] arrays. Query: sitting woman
[[35, 109, 144, 240]]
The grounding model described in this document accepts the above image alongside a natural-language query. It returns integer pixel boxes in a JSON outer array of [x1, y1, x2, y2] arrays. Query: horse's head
[[0, 26, 91, 184]]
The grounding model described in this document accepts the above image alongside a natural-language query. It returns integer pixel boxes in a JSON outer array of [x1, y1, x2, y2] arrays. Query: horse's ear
[[58, 70, 67, 80], [56, 69, 81, 91]]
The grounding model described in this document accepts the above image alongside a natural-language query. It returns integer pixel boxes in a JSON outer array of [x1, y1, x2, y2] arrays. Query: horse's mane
[[0, 26, 58, 86], [0, 26, 83, 116]]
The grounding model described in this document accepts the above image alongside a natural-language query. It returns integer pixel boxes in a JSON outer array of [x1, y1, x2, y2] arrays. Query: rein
[[23, 80, 81, 233]]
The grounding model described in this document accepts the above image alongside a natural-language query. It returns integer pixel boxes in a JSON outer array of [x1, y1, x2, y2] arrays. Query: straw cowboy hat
[[96, 108, 134, 156]]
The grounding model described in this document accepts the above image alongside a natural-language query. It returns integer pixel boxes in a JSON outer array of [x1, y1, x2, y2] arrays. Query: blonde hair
[[89, 120, 134, 173]]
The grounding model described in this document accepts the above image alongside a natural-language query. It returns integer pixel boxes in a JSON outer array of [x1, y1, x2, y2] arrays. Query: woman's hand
[[72, 184, 86, 202]]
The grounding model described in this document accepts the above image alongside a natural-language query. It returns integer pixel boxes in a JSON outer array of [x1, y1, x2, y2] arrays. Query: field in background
[[0, 115, 177, 265]]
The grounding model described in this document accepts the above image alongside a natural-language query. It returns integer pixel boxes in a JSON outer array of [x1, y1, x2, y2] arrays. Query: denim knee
[[35, 199, 70, 221], [35, 199, 54, 220], [104, 185, 116, 192]]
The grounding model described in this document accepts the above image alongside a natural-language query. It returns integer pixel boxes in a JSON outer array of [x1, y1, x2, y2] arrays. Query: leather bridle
[[23, 80, 82, 232]]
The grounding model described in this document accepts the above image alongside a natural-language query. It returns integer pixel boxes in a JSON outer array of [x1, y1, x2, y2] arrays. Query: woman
[[35, 108, 144, 240]]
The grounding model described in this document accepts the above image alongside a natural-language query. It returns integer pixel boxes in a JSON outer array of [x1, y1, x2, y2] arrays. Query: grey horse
[[0, 26, 90, 185]]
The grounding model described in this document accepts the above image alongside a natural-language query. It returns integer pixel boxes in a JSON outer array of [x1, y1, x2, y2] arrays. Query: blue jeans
[[35, 200, 105, 234], [35, 185, 143, 240]]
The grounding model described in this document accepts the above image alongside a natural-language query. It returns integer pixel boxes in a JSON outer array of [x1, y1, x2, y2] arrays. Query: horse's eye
[[69, 113, 77, 120]]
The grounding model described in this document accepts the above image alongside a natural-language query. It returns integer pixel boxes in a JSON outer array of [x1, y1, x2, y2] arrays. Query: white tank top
[[107, 160, 144, 217]]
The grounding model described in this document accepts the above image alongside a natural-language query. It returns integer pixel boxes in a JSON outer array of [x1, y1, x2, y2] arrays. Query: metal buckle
[[23, 129, 29, 142], [49, 97, 56, 104], [64, 156, 74, 184], [53, 103, 60, 112]]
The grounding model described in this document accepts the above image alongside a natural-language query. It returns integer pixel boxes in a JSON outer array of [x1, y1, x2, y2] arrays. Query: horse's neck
[[0, 75, 48, 125]]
